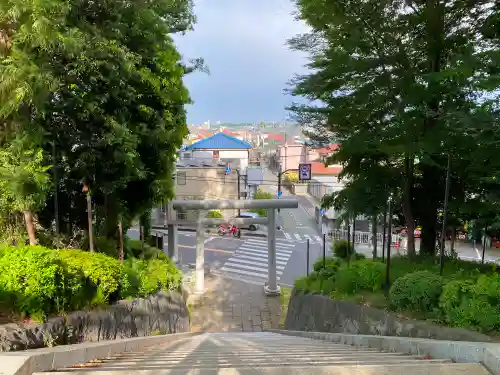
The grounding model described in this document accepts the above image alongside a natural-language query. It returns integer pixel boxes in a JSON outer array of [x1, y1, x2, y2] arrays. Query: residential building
[[181, 132, 252, 171], [174, 159, 240, 219]]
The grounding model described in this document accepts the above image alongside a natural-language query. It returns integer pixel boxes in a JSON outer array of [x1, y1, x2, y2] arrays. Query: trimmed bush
[[334, 260, 385, 294], [122, 257, 182, 298], [389, 271, 443, 313], [0, 246, 84, 319], [58, 249, 126, 305], [439, 275, 500, 332], [206, 210, 223, 218], [125, 238, 166, 260], [332, 240, 353, 259]]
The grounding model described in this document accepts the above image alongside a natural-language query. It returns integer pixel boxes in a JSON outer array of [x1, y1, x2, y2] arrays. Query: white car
[[235, 212, 260, 231]]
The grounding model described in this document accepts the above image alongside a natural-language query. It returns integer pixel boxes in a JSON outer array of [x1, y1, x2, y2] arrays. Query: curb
[[0, 332, 201, 375], [268, 329, 499, 375]]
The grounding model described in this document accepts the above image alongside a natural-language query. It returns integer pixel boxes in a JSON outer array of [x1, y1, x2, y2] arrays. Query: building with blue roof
[[182, 132, 253, 171]]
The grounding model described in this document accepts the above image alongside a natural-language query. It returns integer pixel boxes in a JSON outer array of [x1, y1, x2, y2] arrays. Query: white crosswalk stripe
[[220, 238, 297, 282], [280, 232, 325, 244]]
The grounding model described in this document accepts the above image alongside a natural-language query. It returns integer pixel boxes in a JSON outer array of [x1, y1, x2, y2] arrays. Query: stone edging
[[0, 332, 200, 375], [268, 329, 500, 375]]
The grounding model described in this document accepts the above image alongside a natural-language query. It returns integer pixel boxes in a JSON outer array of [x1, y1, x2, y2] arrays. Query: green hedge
[[0, 245, 181, 321], [294, 255, 500, 333]]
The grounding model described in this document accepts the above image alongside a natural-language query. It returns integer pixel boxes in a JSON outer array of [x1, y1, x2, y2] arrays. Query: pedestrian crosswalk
[[220, 238, 296, 282], [281, 232, 323, 244]]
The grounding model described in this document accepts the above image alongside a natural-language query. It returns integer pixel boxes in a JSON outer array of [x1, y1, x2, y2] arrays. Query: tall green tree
[[288, 0, 500, 255], [0, 135, 51, 244], [0, 0, 196, 248]]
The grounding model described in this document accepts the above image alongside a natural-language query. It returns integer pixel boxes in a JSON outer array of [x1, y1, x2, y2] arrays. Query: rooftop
[[185, 133, 252, 151]]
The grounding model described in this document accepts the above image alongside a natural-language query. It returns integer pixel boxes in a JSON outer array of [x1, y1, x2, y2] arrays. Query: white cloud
[[173, 0, 311, 123]]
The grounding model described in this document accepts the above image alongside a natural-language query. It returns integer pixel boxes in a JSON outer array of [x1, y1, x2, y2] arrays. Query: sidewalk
[[185, 273, 282, 332]]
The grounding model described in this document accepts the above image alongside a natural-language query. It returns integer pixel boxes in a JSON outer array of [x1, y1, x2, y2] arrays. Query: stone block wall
[[284, 289, 491, 342], [0, 291, 189, 352]]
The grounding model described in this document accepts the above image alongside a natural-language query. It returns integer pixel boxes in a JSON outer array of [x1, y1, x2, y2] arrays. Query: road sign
[[278, 191, 283, 197], [298, 163, 312, 181], [320, 208, 325, 216], [225, 166, 231, 174]]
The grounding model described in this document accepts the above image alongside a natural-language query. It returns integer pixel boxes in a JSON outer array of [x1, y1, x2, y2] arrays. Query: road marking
[[219, 236, 297, 282], [314, 235, 322, 242], [294, 233, 302, 241], [475, 247, 482, 259], [245, 238, 295, 247], [177, 244, 233, 254], [304, 234, 312, 242], [284, 232, 292, 240], [204, 237, 214, 244]]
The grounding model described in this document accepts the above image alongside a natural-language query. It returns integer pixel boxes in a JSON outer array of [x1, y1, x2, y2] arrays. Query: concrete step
[[36, 363, 491, 375], [37, 332, 492, 375]]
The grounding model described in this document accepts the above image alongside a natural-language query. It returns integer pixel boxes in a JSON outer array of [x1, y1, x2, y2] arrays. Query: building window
[[213, 150, 220, 159], [177, 172, 186, 185]]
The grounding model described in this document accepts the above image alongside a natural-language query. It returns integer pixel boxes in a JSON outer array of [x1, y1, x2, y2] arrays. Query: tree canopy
[[0, 0, 196, 248], [288, 0, 500, 255]]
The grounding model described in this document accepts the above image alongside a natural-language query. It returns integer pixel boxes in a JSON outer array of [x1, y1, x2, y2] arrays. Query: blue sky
[[174, 0, 309, 124]]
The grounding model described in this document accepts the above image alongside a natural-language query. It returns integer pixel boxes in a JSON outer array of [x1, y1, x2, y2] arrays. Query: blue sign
[[320, 209, 325, 216], [278, 191, 283, 197], [225, 166, 231, 174]]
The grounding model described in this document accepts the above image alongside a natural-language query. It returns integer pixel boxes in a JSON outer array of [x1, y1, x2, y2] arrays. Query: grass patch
[[279, 286, 292, 328]]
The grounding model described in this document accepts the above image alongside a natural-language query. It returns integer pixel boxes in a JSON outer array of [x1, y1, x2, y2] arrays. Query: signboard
[[298, 163, 312, 181], [278, 191, 283, 197], [319, 208, 325, 216], [225, 166, 231, 174]]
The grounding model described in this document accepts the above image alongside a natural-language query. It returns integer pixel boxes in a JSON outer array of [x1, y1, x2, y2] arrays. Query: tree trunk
[[87, 193, 94, 252], [450, 227, 456, 253], [402, 154, 416, 258], [419, 164, 440, 256], [371, 215, 378, 259], [118, 219, 124, 262], [24, 211, 37, 245]]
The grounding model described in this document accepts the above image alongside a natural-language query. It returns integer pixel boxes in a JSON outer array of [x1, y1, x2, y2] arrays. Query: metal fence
[[327, 229, 401, 247]]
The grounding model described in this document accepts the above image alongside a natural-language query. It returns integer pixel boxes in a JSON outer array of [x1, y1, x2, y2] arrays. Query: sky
[[174, 0, 309, 124]]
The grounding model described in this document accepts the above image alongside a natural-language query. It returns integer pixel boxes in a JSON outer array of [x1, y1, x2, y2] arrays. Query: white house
[[181, 132, 252, 171]]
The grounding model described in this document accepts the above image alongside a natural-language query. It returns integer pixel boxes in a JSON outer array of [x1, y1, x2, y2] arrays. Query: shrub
[[439, 275, 500, 332], [332, 240, 353, 259], [125, 238, 165, 260], [122, 257, 182, 298], [389, 271, 443, 313], [313, 257, 341, 280], [206, 210, 223, 218], [0, 246, 84, 319], [58, 249, 126, 305], [334, 260, 386, 295], [94, 236, 118, 258]]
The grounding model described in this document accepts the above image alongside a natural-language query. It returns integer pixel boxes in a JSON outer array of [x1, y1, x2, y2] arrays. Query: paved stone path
[[186, 273, 282, 333]]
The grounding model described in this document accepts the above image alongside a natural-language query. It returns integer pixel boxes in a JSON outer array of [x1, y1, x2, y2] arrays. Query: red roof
[[195, 129, 213, 138], [314, 144, 339, 154], [311, 162, 342, 176], [222, 129, 240, 137], [265, 133, 285, 142]]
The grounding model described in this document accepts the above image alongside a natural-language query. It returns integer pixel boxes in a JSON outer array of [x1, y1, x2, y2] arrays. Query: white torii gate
[[169, 199, 298, 296]]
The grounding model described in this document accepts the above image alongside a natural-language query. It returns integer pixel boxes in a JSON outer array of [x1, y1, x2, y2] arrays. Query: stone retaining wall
[[284, 288, 491, 342], [0, 291, 189, 352]]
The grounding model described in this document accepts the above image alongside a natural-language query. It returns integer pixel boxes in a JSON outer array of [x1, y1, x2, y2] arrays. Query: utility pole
[[236, 169, 241, 215], [384, 195, 393, 296], [277, 164, 282, 214]]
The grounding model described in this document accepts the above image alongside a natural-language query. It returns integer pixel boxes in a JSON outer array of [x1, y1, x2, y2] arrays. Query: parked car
[[235, 211, 260, 231]]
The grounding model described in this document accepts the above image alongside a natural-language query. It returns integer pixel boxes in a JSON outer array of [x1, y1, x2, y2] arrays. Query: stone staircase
[[35, 331, 491, 375]]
